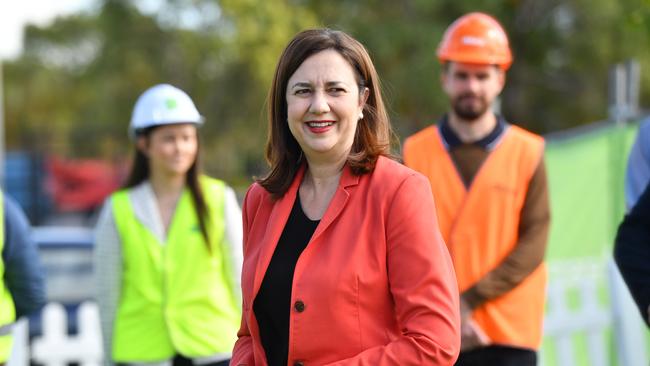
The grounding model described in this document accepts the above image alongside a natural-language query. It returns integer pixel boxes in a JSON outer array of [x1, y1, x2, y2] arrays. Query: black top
[[614, 181, 650, 327], [253, 193, 320, 366]]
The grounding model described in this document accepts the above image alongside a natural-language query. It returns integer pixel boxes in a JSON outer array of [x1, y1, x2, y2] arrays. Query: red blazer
[[232, 156, 460, 365]]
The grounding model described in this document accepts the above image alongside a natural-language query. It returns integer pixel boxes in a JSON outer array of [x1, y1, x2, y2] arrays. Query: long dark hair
[[259, 28, 395, 198], [124, 125, 211, 250]]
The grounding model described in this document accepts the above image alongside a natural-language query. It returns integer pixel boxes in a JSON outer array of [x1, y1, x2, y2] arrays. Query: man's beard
[[451, 93, 490, 121]]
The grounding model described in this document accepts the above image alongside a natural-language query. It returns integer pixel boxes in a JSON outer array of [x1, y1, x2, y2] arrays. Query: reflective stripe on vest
[[0, 192, 16, 362], [111, 176, 240, 361], [404, 125, 546, 349]]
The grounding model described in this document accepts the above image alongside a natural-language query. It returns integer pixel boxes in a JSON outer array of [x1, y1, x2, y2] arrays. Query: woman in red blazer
[[231, 28, 460, 366]]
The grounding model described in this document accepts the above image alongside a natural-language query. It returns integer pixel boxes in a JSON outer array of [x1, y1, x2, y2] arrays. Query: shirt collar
[[439, 113, 507, 150]]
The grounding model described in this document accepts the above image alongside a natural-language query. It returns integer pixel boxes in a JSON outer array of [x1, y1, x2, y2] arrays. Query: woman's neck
[[303, 147, 348, 180], [148, 171, 186, 236], [299, 155, 346, 220], [306, 159, 344, 184], [149, 171, 186, 200]]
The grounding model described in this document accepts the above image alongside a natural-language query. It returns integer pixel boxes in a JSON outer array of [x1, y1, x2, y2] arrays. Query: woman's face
[[286, 49, 368, 164], [139, 123, 198, 178]]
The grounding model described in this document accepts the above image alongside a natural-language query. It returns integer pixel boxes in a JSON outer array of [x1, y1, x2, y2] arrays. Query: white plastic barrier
[[543, 258, 649, 366], [544, 275, 611, 366], [30, 301, 103, 366], [607, 260, 648, 366]]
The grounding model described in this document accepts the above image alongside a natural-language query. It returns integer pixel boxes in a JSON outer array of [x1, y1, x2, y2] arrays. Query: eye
[[455, 72, 468, 81], [294, 88, 311, 96], [327, 87, 346, 95], [476, 73, 489, 81]]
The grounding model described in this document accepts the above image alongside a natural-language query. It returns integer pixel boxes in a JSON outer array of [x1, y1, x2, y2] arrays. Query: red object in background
[[46, 157, 124, 212]]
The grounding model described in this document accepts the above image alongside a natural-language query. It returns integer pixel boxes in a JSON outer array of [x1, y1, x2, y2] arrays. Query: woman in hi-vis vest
[[94, 84, 242, 366], [231, 29, 460, 366]]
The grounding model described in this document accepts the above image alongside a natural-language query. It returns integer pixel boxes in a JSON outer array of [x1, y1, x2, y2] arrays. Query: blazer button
[[294, 362, 304, 366], [294, 300, 305, 313]]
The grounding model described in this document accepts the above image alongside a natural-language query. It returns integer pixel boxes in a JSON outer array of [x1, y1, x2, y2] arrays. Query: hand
[[459, 298, 490, 351], [460, 319, 490, 351], [459, 297, 472, 322]]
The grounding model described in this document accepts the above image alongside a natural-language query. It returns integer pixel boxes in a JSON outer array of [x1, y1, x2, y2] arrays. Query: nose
[[172, 137, 184, 152], [308, 90, 330, 115], [465, 76, 481, 93]]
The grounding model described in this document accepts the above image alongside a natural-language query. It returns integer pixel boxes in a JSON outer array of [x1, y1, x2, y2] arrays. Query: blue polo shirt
[[625, 118, 650, 209]]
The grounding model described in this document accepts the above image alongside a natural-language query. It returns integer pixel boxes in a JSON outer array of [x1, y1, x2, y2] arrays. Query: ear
[[358, 86, 370, 110], [496, 68, 506, 94], [440, 70, 451, 95]]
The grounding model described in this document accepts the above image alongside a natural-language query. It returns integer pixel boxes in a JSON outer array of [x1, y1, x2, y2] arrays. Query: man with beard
[[403, 12, 550, 366]]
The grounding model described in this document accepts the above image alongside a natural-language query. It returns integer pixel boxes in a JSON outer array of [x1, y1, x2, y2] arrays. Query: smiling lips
[[305, 120, 335, 133]]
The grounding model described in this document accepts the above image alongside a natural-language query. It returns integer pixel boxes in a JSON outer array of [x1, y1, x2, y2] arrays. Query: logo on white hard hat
[[165, 98, 178, 110]]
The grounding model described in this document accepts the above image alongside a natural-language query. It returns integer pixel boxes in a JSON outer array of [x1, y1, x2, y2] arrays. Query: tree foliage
[[4, 0, 650, 184]]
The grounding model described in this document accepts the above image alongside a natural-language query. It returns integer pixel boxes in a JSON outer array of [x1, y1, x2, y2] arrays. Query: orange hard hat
[[437, 12, 513, 70]]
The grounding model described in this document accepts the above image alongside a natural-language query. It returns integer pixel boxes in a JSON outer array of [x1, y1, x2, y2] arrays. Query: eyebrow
[[290, 81, 347, 89]]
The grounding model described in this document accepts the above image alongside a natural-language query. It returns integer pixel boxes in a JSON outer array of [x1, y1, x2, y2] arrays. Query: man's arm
[[462, 159, 550, 309], [2, 195, 46, 318]]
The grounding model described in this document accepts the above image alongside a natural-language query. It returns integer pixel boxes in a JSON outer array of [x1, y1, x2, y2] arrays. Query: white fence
[[8, 302, 103, 366], [542, 259, 648, 366], [6, 259, 648, 365]]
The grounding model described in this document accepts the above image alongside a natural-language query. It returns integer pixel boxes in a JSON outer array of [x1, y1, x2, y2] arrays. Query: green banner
[[541, 121, 641, 366]]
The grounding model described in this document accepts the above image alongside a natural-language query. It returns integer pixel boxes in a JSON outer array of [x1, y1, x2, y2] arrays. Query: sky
[[0, 0, 95, 60]]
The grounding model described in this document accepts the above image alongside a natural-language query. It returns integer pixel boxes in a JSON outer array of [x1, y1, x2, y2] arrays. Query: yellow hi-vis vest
[[111, 176, 240, 362], [0, 193, 16, 362]]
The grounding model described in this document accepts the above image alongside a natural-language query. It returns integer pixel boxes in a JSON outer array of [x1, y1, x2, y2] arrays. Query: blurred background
[[1, 0, 650, 365]]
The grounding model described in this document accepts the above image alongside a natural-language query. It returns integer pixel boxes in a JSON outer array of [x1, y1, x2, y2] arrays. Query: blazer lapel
[[310, 164, 360, 243], [251, 165, 305, 299]]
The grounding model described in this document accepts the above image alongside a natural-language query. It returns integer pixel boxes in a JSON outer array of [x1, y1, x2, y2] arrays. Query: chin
[[303, 142, 334, 153], [166, 166, 191, 176]]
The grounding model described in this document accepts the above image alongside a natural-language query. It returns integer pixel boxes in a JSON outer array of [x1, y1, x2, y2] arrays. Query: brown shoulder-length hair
[[259, 28, 396, 198], [124, 125, 211, 251]]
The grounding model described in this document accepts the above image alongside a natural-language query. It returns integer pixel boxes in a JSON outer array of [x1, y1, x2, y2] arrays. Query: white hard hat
[[129, 83, 204, 138]]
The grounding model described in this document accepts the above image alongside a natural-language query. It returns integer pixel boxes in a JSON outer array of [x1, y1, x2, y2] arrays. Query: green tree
[[3, 0, 650, 185]]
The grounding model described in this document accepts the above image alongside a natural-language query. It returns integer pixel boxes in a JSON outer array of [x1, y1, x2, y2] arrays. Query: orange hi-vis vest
[[403, 123, 546, 350]]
